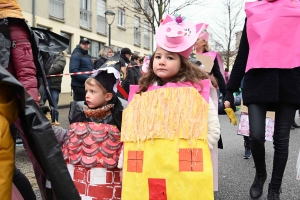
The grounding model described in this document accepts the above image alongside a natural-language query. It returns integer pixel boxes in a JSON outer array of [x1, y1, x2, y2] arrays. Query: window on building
[[144, 21, 150, 49], [134, 0, 141, 9], [80, 37, 105, 58], [134, 16, 140, 46], [37, 25, 51, 30], [97, 0, 106, 34], [179, 148, 203, 172], [80, 0, 92, 29], [127, 150, 143, 173], [81, 0, 90, 10], [118, 8, 125, 28], [144, 0, 150, 15], [49, 0, 65, 20], [61, 32, 72, 54]]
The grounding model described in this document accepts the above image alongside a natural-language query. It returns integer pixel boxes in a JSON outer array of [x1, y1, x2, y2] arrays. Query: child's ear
[[105, 93, 113, 101]]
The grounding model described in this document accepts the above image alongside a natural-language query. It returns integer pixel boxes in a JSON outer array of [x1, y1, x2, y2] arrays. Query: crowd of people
[[1, 0, 300, 200]]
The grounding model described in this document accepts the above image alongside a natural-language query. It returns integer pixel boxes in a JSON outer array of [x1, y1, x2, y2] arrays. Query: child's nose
[[159, 57, 166, 65]]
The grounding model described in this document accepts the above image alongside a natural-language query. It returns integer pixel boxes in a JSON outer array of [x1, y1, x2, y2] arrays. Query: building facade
[[19, 0, 153, 93]]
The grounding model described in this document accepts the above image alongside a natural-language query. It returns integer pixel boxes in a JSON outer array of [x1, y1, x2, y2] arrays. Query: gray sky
[[180, 0, 246, 30], [177, 0, 246, 49]]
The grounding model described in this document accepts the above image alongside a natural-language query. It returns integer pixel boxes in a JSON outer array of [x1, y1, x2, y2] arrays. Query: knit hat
[[155, 14, 205, 58]]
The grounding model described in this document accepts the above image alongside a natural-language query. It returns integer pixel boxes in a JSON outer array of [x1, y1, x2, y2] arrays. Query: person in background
[[69, 38, 94, 101], [121, 54, 142, 94], [43, 51, 66, 122], [224, 68, 230, 84], [95, 46, 114, 69], [119, 47, 132, 80], [194, 24, 227, 99], [139, 56, 144, 66]]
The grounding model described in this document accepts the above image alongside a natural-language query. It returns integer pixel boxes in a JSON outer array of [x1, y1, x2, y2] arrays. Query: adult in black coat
[[121, 57, 142, 95], [119, 47, 132, 81], [44, 51, 66, 121], [94, 46, 114, 69], [69, 38, 94, 101], [224, 1, 299, 198]]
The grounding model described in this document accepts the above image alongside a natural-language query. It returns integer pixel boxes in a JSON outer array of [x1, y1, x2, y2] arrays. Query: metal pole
[[108, 24, 111, 46], [32, 0, 36, 27]]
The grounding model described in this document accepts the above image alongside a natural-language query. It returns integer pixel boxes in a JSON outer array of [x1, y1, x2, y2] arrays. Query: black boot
[[267, 183, 281, 200], [250, 172, 267, 199]]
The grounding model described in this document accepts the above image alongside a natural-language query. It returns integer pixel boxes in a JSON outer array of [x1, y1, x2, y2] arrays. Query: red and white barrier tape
[[46, 71, 94, 77]]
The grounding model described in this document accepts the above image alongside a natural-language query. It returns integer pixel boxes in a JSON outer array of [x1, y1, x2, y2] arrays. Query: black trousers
[[248, 103, 296, 187], [72, 86, 86, 101]]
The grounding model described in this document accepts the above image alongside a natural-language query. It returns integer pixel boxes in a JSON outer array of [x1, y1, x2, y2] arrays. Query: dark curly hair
[[138, 49, 217, 94]]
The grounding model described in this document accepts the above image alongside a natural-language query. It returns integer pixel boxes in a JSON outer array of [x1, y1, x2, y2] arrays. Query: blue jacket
[[69, 45, 94, 87]]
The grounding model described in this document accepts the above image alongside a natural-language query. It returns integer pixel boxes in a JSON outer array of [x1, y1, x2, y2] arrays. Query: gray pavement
[[16, 106, 300, 199]]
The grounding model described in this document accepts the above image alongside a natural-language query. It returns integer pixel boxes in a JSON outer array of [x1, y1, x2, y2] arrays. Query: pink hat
[[198, 24, 209, 41], [155, 14, 205, 58], [142, 55, 151, 73]]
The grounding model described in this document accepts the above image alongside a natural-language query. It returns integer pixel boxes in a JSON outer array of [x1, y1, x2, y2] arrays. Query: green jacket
[[47, 53, 66, 92]]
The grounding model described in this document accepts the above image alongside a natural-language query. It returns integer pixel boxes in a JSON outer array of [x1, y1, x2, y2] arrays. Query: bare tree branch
[[209, 0, 244, 70], [112, 0, 206, 34]]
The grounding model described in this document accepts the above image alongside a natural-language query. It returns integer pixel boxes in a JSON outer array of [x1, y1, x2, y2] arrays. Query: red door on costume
[[148, 178, 167, 200]]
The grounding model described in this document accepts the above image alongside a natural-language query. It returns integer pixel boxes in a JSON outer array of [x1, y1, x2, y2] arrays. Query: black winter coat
[[210, 57, 226, 96], [95, 56, 108, 69], [121, 66, 142, 94], [227, 19, 300, 110], [69, 45, 94, 88], [47, 53, 66, 92]]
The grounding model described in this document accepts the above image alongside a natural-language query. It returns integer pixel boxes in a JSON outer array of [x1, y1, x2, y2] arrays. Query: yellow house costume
[[121, 81, 220, 200], [0, 84, 18, 199], [120, 14, 220, 200]]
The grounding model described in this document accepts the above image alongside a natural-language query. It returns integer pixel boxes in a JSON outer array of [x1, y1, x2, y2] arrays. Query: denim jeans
[[43, 89, 60, 121]]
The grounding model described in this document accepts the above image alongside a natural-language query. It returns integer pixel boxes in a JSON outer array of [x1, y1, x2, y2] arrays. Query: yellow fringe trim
[[121, 87, 209, 146]]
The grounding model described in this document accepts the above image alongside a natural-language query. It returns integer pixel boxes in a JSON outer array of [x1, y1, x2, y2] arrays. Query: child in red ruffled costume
[[54, 66, 125, 199]]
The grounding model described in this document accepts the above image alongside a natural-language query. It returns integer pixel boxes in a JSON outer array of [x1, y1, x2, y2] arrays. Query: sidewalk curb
[[58, 104, 70, 109]]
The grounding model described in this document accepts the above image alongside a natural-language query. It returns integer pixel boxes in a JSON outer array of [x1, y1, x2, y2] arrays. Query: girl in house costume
[[225, 0, 300, 199], [120, 15, 220, 200], [55, 59, 126, 199]]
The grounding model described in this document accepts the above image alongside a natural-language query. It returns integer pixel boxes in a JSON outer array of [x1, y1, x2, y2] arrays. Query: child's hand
[[224, 108, 237, 126], [224, 101, 231, 108]]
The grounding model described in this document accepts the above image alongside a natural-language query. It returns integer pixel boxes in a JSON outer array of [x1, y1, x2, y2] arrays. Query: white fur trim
[[207, 97, 221, 150], [117, 146, 124, 169]]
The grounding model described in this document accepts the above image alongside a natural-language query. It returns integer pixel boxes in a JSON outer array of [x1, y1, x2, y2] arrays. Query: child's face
[[153, 47, 181, 81], [85, 79, 111, 109]]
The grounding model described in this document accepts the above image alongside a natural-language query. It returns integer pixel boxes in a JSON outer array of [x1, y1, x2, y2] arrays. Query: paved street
[[16, 107, 300, 199]]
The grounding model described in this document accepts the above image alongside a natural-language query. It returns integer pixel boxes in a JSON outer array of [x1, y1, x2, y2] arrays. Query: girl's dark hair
[[138, 50, 217, 93]]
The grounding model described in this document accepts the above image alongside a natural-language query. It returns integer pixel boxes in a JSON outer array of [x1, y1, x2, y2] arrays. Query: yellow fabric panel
[[0, 84, 18, 199], [122, 139, 214, 200], [121, 87, 209, 145]]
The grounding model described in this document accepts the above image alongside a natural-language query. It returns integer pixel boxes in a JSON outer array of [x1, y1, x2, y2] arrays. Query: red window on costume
[[127, 150, 144, 172], [179, 148, 203, 172]]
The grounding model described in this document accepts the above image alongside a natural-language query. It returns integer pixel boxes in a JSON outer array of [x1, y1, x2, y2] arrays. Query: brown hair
[[85, 78, 108, 93], [138, 50, 217, 93]]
